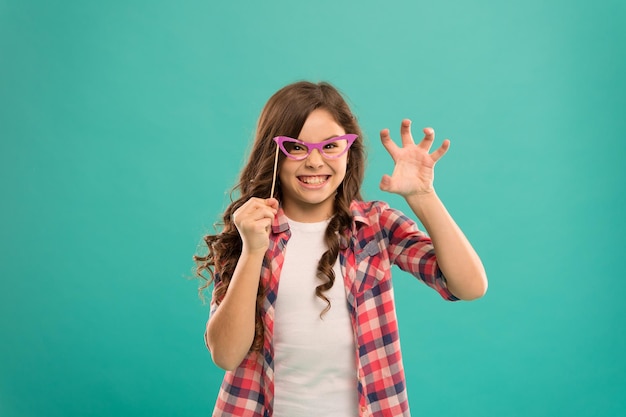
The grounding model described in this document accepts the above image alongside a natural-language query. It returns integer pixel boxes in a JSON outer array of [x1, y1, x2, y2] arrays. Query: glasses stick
[[270, 142, 280, 198]]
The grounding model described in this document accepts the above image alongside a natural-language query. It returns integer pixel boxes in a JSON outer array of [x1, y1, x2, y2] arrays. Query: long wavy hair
[[194, 81, 366, 351]]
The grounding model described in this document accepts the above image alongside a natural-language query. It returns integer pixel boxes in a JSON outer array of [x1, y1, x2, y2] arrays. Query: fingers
[[400, 119, 414, 146], [430, 139, 450, 163], [238, 197, 278, 212], [248, 198, 278, 220], [266, 197, 279, 210], [233, 197, 278, 233], [379, 128, 399, 161], [418, 127, 435, 152], [384, 121, 433, 150], [382, 121, 449, 162]]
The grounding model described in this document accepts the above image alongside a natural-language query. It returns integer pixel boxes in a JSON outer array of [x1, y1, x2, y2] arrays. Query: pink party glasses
[[272, 134, 358, 160], [269, 134, 357, 197]]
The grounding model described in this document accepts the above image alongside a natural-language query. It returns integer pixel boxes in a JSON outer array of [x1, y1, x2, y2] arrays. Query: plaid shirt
[[208, 200, 458, 417]]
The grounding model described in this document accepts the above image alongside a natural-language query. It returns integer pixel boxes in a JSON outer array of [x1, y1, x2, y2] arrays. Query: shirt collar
[[350, 200, 371, 227], [271, 206, 290, 234]]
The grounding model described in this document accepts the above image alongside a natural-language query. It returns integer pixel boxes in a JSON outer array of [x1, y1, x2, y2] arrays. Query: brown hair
[[194, 81, 366, 351]]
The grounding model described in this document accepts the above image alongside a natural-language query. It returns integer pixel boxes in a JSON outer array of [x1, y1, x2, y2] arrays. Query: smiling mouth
[[298, 175, 330, 185]]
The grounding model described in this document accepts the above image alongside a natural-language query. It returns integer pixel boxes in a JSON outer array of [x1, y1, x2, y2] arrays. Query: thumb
[[379, 174, 393, 192], [266, 198, 279, 210]]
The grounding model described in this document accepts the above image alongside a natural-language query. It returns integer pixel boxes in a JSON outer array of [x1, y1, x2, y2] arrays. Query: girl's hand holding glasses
[[232, 198, 279, 253]]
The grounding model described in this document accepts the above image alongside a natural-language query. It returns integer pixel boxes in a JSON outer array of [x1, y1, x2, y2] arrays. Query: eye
[[283, 141, 308, 156], [323, 142, 339, 149]]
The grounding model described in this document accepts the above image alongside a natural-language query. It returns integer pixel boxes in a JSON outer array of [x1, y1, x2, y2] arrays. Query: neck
[[282, 201, 334, 223]]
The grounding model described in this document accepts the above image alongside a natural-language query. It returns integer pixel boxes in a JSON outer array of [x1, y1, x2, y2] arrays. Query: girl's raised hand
[[379, 119, 449, 197], [232, 197, 278, 253]]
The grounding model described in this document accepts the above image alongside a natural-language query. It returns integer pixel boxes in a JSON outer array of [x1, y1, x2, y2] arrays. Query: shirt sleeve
[[381, 205, 459, 301]]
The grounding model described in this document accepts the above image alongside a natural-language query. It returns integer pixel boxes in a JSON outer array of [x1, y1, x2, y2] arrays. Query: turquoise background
[[1, 0, 624, 416]]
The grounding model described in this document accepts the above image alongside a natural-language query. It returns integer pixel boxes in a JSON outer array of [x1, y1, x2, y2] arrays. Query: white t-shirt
[[273, 218, 358, 417]]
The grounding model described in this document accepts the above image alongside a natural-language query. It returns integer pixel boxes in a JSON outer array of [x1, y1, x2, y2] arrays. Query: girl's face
[[278, 108, 348, 222]]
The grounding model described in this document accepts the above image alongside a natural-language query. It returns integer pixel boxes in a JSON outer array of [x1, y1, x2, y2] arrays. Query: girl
[[195, 81, 487, 417]]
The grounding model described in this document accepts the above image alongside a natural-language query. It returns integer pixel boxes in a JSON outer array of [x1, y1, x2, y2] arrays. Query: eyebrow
[[297, 134, 346, 142]]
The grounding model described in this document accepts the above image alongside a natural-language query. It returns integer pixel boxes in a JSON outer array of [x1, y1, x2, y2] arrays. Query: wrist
[[405, 188, 437, 204], [405, 189, 442, 220], [240, 244, 268, 259]]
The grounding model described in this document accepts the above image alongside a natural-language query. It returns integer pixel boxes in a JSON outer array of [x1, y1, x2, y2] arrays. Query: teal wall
[[1, 0, 624, 416]]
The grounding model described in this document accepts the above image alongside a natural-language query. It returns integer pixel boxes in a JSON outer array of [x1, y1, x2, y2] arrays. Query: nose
[[305, 148, 324, 168]]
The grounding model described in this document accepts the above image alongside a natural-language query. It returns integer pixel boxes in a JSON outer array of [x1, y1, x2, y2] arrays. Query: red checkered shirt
[[207, 200, 458, 416]]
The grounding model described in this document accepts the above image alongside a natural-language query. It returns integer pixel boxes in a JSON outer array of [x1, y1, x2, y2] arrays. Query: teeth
[[300, 176, 328, 184]]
